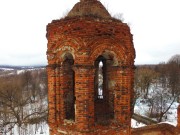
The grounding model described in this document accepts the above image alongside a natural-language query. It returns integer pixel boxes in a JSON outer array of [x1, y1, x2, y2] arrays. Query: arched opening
[[62, 53, 75, 121], [98, 61, 103, 99], [94, 55, 114, 125]]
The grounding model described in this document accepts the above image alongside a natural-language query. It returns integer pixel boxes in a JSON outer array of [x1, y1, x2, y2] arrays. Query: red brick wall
[[46, 15, 135, 134]]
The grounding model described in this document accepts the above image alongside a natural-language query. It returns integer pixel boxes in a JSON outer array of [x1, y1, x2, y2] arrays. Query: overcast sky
[[0, 0, 179, 66]]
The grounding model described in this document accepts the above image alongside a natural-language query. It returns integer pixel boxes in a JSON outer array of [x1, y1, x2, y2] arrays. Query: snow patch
[[131, 119, 146, 128]]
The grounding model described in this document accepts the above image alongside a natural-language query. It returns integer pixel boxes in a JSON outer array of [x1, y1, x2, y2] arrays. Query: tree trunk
[[158, 112, 164, 122], [150, 104, 154, 117]]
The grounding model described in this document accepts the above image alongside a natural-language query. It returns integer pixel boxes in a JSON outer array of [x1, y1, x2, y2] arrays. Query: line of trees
[[0, 69, 47, 134], [134, 54, 180, 122]]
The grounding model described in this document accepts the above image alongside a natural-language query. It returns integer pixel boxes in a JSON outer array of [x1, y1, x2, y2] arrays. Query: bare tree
[[0, 71, 47, 134], [155, 62, 168, 88], [148, 85, 178, 122], [167, 61, 180, 96], [135, 67, 158, 98], [168, 54, 180, 65], [134, 56, 179, 123]]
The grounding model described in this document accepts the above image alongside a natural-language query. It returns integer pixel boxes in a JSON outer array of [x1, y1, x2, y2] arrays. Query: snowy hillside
[[0, 66, 48, 135], [0, 65, 45, 76]]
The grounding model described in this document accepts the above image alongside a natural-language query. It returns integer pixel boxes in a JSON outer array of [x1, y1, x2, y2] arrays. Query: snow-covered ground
[[0, 66, 45, 76], [3, 123, 49, 135], [34, 125, 49, 135], [134, 98, 179, 126], [0, 68, 14, 71], [165, 102, 179, 126], [131, 119, 146, 128]]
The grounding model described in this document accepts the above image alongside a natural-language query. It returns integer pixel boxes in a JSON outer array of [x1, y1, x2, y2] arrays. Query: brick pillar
[[113, 66, 122, 123], [55, 65, 61, 125], [106, 66, 116, 119], [113, 66, 131, 134], [122, 67, 131, 124], [129, 66, 135, 117], [113, 66, 130, 123], [73, 65, 95, 132], [47, 64, 57, 133], [59, 66, 66, 124], [177, 105, 180, 128], [126, 67, 134, 135], [88, 67, 95, 128]]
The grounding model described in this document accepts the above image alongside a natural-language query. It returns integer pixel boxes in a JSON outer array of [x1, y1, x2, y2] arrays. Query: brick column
[[47, 64, 57, 133], [73, 65, 95, 132], [59, 66, 66, 124], [113, 66, 132, 134], [129, 66, 135, 117], [106, 66, 116, 119], [111, 66, 122, 123], [113, 66, 130, 123], [177, 105, 180, 128], [55, 65, 61, 125], [125, 67, 134, 135]]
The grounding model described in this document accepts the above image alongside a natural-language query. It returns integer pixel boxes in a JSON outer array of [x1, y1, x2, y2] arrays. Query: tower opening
[[98, 61, 103, 99], [94, 55, 114, 125], [62, 53, 75, 121]]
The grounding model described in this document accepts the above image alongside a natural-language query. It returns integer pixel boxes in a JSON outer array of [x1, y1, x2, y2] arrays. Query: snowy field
[[3, 123, 49, 135], [134, 98, 179, 126]]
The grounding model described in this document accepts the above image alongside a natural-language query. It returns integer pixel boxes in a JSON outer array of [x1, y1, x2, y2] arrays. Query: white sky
[[0, 0, 179, 66]]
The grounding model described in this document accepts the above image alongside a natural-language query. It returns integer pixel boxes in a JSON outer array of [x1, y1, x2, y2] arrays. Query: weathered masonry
[[46, 0, 135, 134]]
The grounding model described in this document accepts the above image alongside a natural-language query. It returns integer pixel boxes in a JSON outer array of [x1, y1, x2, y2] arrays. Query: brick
[[46, 0, 135, 134]]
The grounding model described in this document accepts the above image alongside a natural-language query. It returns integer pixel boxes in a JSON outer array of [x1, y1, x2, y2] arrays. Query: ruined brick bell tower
[[46, 0, 135, 134]]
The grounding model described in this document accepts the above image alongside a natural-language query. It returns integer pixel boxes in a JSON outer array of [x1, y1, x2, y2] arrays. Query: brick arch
[[89, 44, 126, 66], [52, 37, 84, 57], [89, 37, 135, 65], [53, 37, 84, 52], [56, 51, 75, 65], [53, 39, 80, 64]]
